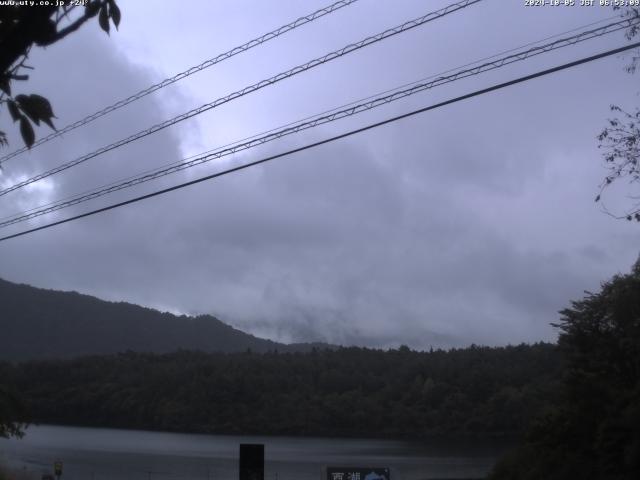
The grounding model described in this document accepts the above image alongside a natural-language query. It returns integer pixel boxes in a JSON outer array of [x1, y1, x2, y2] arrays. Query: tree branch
[[40, 2, 106, 46]]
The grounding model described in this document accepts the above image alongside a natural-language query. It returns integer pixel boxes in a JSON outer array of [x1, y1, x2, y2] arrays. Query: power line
[[27, 0, 604, 222], [0, 16, 633, 225], [0, 16, 635, 228], [0, 0, 360, 165], [1, 40, 638, 244], [0, 0, 483, 197]]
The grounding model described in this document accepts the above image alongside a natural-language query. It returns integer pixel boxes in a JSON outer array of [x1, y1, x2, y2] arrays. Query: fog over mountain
[[0, 0, 638, 349], [0, 278, 331, 361]]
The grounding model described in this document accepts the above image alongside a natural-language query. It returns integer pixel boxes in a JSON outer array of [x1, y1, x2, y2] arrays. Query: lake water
[[0, 425, 508, 480]]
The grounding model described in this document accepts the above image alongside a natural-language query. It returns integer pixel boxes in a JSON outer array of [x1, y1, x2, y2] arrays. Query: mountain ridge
[[0, 277, 333, 361]]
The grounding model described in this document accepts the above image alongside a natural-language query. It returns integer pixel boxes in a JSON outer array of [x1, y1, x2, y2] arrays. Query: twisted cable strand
[[0, 0, 483, 196], [0, 0, 360, 165], [1, 16, 633, 228]]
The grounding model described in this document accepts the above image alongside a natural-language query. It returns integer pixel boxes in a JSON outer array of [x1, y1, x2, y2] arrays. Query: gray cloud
[[0, 0, 639, 350]]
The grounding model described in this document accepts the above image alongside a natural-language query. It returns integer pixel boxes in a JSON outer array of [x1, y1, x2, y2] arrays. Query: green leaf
[[27, 94, 55, 129], [15, 94, 39, 126], [29, 94, 54, 116], [41, 116, 56, 130], [7, 100, 21, 122], [19, 117, 35, 149], [15, 94, 56, 130], [108, 0, 121, 29], [85, 0, 101, 17], [99, 4, 110, 34]]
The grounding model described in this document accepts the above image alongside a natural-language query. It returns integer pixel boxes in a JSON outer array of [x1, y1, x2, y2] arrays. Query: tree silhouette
[[596, 7, 640, 221], [0, 384, 27, 439], [490, 258, 640, 479], [0, 0, 120, 149], [0, 0, 121, 440]]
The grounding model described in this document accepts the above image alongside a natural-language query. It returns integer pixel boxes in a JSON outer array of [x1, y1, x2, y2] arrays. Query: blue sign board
[[326, 467, 390, 480]]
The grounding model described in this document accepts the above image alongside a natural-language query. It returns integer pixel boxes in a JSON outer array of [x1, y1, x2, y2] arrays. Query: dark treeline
[[3, 265, 637, 479], [1, 343, 560, 440], [489, 260, 640, 479], [0, 278, 331, 361]]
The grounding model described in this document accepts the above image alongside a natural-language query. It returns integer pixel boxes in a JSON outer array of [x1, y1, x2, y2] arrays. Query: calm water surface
[[0, 425, 508, 480]]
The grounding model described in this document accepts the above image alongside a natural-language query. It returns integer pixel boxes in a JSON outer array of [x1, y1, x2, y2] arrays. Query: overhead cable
[[0, 16, 635, 228], [1, 40, 638, 243], [0, 0, 360, 165], [0, 0, 483, 197]]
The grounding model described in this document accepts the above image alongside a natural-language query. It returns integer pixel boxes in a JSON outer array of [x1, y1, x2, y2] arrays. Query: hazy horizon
[[1, 0, 638, 350]]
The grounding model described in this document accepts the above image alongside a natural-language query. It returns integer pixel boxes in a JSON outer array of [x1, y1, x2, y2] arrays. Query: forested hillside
[[489, 260, 640, 479], [0, 278, 328, 360], [0, 344, 561, 439]]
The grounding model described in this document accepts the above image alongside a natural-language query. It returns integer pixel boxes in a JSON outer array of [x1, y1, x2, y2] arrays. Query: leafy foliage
[[1, 343, 561, 440], [0, 0, 120, 149], [597, 104, 640, 221], [596, 7, 640, 220], [489, 259, 640, 479], [0, 1, 121, 439], [0, 280, 562, 440], [0, 278, 565, 441], [0, 384, 27, 439]]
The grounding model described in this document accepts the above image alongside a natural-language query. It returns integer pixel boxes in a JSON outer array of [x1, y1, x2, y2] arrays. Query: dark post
[[53, 460, 63, 480], [239, 444, 264, 480]]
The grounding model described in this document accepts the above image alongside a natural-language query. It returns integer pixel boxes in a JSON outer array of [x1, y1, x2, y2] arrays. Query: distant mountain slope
[[0, 278, 329, 360]]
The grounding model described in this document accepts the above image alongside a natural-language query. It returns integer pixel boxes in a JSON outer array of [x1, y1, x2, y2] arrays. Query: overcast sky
[[0, 0, 639, 349]]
